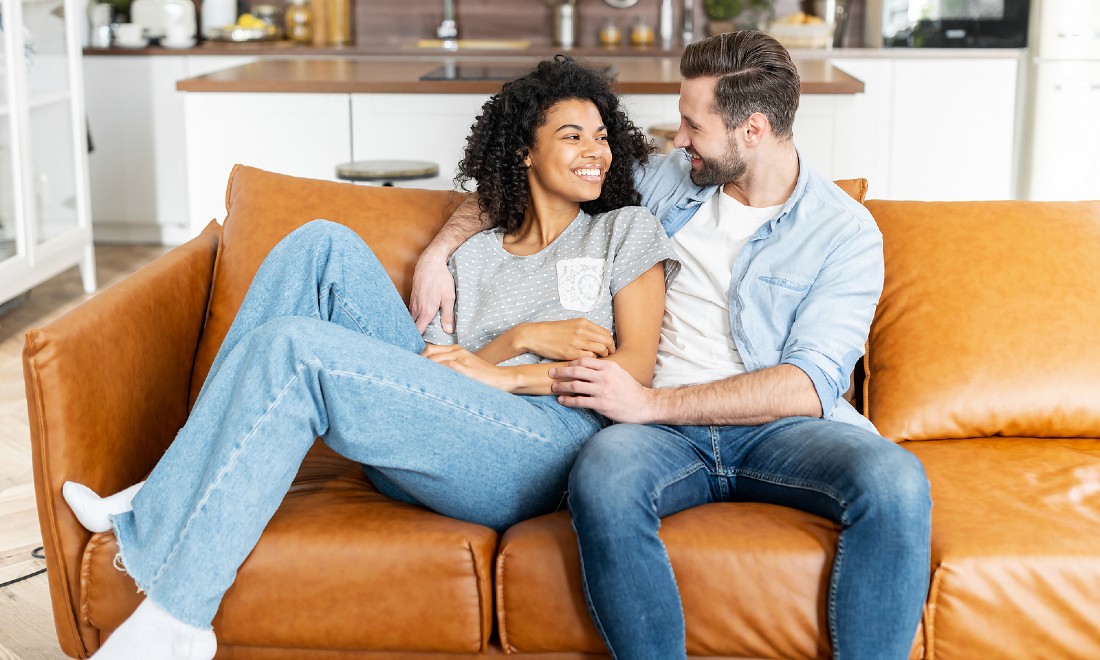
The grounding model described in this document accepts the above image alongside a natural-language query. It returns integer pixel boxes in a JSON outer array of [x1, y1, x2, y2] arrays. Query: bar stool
[[335, 159, 440, 187], [646, 124, 679, 155]]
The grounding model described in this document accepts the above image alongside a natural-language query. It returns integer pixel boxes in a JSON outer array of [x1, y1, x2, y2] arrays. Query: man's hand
[[422, 343, 510, 391], [550, 358, 659, 424], [410, 252, 456, 334], [518, 319, 616, 361]]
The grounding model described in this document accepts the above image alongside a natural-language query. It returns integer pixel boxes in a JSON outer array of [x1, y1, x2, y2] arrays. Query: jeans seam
[[328, 369, 550, 441], [328, 288, 369, 335], [734, 468, 850, 658], [146, 361, 308, 590], [651, 462, 710, 508]]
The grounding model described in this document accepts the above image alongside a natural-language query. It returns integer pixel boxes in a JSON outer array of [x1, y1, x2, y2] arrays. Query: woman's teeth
[[574, 167, 602, 180]]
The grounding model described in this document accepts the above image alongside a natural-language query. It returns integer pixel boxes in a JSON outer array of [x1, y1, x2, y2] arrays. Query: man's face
[[673, 76, 747, 187]]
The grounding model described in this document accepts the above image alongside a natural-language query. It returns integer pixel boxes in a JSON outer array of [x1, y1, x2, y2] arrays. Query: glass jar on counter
[[598, 19, 622, 47], [630, 19, 655, 47], [284, 0, 313, 44]]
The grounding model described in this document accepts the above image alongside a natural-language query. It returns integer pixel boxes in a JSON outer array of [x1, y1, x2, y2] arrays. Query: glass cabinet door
[[0, 12, 22, 268], [0, 0, 94, 305], [21, 0, 81, 245]]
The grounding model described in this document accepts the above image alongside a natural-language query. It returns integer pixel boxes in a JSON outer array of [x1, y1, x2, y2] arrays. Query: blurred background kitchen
[[0, 0, 1096, 313]]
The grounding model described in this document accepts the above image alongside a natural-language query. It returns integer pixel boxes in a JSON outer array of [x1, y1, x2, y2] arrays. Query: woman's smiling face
[[524, 98, 612, 206]]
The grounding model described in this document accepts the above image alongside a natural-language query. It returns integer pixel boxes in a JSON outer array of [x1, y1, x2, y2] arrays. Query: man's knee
[[854, 443, 931, 524], [569, 425, 662, 514]]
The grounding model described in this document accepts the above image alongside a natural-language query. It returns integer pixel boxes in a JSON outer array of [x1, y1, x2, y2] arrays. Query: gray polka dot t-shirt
[[423, 206, 679, 366]]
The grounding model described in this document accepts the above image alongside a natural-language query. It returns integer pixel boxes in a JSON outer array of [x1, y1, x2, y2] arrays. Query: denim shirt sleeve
[[780, 218, 884, 419]]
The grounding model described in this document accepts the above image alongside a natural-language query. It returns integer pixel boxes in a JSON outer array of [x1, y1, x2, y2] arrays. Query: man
[[410, 31, 930, 660]]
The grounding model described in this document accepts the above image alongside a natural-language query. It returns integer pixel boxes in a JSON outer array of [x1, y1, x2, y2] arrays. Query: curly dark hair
[[456, 55, 655, 234]]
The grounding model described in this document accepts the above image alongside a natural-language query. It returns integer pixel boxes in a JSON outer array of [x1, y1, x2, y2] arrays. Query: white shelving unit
[[0, 0, 95, 304]]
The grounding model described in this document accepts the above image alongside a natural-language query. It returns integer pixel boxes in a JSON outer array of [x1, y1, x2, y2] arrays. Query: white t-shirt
[[653, 189, 782, 388]]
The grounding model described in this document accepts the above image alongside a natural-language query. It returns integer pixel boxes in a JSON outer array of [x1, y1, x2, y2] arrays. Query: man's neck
[[721, 142, 799, 209]]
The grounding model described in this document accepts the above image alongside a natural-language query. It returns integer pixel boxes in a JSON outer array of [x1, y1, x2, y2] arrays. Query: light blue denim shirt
[[634, 149, 882, 433]]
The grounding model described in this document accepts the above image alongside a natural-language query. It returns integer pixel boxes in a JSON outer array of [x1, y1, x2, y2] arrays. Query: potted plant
[[704, 0, 742, 35]]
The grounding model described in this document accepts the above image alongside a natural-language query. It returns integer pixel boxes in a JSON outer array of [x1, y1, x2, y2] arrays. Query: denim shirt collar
[[664, 150, 810, 240]]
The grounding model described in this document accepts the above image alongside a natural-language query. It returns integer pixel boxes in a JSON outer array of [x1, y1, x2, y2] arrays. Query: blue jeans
[[111, 220, 603, 628], [567, 418, 931, 660]]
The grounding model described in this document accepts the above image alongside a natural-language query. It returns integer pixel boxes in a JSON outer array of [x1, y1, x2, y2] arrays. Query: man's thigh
[[721, 417, 921, 524], [570, 423, 720, 519]]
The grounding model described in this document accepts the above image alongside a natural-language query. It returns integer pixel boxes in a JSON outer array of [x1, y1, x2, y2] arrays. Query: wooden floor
[[0, 245, 169, 660]]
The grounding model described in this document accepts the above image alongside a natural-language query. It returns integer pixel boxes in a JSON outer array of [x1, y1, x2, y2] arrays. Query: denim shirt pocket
[[750, 272, 814, 349]]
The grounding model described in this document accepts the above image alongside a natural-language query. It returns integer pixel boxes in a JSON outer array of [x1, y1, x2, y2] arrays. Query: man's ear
[[742, 112, 770, 145]]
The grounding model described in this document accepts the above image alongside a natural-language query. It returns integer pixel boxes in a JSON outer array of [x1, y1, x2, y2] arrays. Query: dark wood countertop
[[175, 57, 864, 95]]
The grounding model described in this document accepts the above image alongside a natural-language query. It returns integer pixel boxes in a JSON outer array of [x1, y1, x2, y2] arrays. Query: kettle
[[130, 0, 198, 39]]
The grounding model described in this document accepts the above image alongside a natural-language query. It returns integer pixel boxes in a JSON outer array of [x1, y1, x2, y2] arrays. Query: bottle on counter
[[598, 18, 622, 47], [284, 0, 313, 44], [327, 0, 350, 46]]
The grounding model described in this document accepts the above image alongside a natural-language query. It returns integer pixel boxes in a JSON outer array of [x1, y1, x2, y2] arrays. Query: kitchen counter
[[174, 56, 865, 94]]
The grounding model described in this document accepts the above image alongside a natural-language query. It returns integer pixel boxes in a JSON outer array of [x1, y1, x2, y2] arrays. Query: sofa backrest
[[189, 165, 466, 404], [189, 167, 870, 406], [864, 199, 1100, 442]]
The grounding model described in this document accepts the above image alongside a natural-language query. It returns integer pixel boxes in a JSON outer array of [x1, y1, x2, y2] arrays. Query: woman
[[63, 56, 677, 660]]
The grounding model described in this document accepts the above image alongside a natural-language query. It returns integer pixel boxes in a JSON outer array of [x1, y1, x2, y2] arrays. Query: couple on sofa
[[63, 31, 930, 660]]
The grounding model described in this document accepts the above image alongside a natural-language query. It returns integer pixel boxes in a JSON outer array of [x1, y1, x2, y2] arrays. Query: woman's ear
[[518, 148, 530, 168]]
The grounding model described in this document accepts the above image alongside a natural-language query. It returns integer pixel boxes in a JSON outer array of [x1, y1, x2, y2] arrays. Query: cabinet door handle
[[1054, 83, 1100, 92], [1056, 31, 1100, 39]]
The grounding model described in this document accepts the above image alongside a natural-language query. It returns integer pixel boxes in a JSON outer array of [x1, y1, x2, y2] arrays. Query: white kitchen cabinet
[[1021, 0, 1100, 201], [84, 55, 254, 244], [1025, 62, 1100, 200], [350, 93, 491, 190], [183, 92, 350, 235], [833, 55, 1020, 200], [0, 0, 96, 304]]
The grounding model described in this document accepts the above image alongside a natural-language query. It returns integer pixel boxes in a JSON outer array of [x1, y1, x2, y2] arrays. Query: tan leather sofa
[[24, 166, 1100, 659]]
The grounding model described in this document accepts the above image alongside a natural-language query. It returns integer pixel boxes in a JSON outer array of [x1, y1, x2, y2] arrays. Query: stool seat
[[647, 123, 679, 155], [335, 159, 440, 183]]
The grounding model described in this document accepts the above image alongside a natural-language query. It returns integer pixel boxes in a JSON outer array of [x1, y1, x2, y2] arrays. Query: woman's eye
[[597, 135, 609, 142]]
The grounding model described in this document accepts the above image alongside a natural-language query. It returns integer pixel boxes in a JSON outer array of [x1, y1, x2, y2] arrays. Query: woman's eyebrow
[[554, 124, 609, 133]]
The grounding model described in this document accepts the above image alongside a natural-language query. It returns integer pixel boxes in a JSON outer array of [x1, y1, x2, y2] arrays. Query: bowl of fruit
[[206, 13, 282, 42], [767, 12, 834, 49]]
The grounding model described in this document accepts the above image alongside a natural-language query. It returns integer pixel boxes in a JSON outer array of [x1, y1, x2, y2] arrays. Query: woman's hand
[[515, 319, 616, 361], [422, 344, 513, 391]]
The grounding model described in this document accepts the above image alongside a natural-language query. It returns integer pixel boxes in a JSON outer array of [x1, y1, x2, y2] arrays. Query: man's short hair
[[680, 30, 800, 140]]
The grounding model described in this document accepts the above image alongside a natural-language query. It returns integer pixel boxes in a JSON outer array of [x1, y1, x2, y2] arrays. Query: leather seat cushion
[[497, 504, 877, 659], [908, 437, 1100, 659], [864, 200, 1100, 441], [81, 442, 497, 654]]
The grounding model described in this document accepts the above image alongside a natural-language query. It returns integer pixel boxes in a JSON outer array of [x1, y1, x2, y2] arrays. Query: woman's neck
[[503, 198, 581, 256]]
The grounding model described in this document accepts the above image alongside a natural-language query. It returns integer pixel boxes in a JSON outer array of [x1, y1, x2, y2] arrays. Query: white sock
[[92, 598, 216, 660], [62, 481, 145, 533]]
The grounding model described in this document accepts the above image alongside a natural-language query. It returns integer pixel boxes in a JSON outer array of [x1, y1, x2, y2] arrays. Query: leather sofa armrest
[[22, 221, 220, 658]]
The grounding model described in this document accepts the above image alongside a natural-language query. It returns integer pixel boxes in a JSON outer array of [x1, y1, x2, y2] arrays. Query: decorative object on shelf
[[200, 0, 236, 39], [537, 0, 578, 49], [602, 0, 637, 6], [767, 10, 832, 48], [326, 0, 350, 46], [704, 0, 740, 35], [658, 0, 672, 47], [629, 17, 654, 46], [88, 2, 112, 47], [705, 0, 773, 35], [284, 0, 312, 44], [597, 18, 622, 46]]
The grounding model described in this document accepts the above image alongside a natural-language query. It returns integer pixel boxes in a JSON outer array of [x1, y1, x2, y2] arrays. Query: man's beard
[[689, 136, 747, 187]]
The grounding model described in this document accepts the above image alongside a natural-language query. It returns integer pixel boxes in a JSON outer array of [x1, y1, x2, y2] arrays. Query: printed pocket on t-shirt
[[557, 258, 605, 312]]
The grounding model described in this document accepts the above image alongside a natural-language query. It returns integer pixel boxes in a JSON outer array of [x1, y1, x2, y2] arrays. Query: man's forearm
[[648, 364, 822, 426], [421, 194, 491, 261]]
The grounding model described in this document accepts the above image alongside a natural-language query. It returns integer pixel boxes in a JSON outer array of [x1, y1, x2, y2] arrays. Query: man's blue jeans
[[110, 220, 602, 628], [568, 418, 931, 660]]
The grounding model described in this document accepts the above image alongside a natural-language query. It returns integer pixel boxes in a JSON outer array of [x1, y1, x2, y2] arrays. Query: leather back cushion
[[189, 165, 466, 404], [864, 200, 1100, 441]]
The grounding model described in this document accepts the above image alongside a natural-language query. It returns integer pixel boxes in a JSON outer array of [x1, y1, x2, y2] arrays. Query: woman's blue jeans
[[568, 419, 932, 660], [110, 220, 602, 628]]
